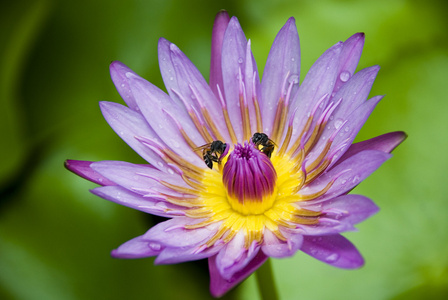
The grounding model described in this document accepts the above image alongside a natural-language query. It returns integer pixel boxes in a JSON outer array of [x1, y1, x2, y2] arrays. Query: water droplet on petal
[[291, 57, 295, 62], [169, 76, 174, 81], [325, 253, 339, 263], [170, 139, 180, 148], [238, 57, 243, 64], [168, 168, 174, 175], [339, 71, 351, 82], [341, 179, 347, 185], [120, 83, 125, 88], [288, 74, 299, 84], [149, 242, 161, 251], [344, 126, 350, 132], [334, 118, 344, 129], [352, 175, 360, 184]]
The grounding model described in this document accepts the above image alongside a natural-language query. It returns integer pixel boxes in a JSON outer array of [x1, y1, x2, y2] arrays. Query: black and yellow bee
[[195, 140, 228, 169], [251, 132, 276, 158]]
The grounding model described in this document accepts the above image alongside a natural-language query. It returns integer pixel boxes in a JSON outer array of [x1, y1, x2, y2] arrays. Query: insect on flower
[[65, 10, 406, 298], [195, 140, 229, 169]]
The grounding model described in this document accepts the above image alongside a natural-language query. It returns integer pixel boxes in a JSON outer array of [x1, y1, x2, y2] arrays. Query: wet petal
[[332, 131, 407, 169], [287, 42, 343, 151], [99, 101, 172, 172], [209, 251, 268, 298], [261, 17, 300, 135], [64, 160, 116, 186], [91, 185, 185, 217], [111, 235, 162, 259], [301, 234, 364, 269], [90, 161, 189, 197], [261, 229, 303, 258], [210, 10, 230, 97], [221, 16, 249, 141], [109, 61, 139, 111], [301, 150, 392, 202], [332, 33, 365, 94]]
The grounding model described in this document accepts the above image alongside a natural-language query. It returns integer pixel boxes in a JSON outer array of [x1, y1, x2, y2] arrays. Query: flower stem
[[255, 258, 279, 300]]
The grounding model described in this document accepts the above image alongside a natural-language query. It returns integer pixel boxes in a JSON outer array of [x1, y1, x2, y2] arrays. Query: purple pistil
[[222, 142, 277, 203]]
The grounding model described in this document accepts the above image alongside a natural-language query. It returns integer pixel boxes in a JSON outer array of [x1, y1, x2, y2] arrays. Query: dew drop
[[352, 175, 360, 184], [167, 168, 174, 175], [149, 242, 162, 251], [238, 57, 243, 64], [120, 83, 125, 88], [158, 124, 163, 129], [339, 71, 351, 82], [341, 179, 347, 185], [155, 202, 167, 209], [344, 126, 350, 132], [169, 76, 174, 81], [157, 162, 164, 168], [334, 118, 344, 129], [288, 74, 299, 84], [170, 139, 180, 148], [325, 253, 339, 263], [291, 57, 296, 62]]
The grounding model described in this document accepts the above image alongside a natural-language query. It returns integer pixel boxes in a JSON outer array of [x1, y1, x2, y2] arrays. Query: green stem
[[255, 258, 279, 300]]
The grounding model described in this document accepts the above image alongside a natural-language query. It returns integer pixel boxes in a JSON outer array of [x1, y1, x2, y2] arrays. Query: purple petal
[[300, 150, 392, 202], [221, 16, 249, 141], [210, 10, 230, 98], [90, 160, 189, 197], [286, 42, 343, 151], [332, 131, 407, 169], [261, 229, 303, 258], [215, 232, 261, 280], [157, 38, 231, 143], [261, 17, 300, 135], [109, 61, 139, 111], [99, 101, 172, 172], [64, 160, 116, 186], [301, 234, 364, 269], [305, 68, 381, 166], [327, 95, 384, 169], [209, 251, 268, 298], [91, 185, 185, 217], [332, 33, 365, 94], [111, 235, 162, 259], [126, 72, 206, 166], [298, 194, 379, 235], [143, 217, 221, 248]]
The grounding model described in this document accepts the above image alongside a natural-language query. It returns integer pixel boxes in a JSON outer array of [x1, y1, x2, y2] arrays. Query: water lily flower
[[66, 11, 406, 297]]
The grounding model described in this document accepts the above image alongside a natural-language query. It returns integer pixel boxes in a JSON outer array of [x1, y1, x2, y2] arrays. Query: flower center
[[222, 142, 277, 215]]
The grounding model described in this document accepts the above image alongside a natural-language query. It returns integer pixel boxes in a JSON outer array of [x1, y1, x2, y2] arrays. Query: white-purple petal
[[300, 150, 392, 202], [221, 16, 249, 141], [301, 234, 364, 269], [332, 131, 407, 169], [209, 251, 268, 298], [286, 42, 343, 151], [109, 61, 139, 111], [64, 160, 116, 186], [261, 17, 300, 135], [261, 229, 303, 258], [91, 185, 185, 217], [332, 33, 365, 94], [143, 217, 221, 248], [210, 10, 231, 98], [215, 232, 261, 280], [99, 101, 171, 172], [111, 235, 162, 259], [126, 72, 206, 165], [90, 160, 189, 197]]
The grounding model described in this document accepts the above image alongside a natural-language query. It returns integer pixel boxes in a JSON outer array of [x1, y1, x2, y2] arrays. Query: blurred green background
[[1, 0, 447, 299]]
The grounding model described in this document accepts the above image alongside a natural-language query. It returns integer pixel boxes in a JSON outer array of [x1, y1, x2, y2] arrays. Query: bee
[[251, 132, 276, 158], [195, 140, 228, 169]]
